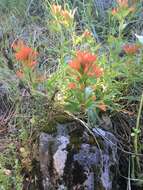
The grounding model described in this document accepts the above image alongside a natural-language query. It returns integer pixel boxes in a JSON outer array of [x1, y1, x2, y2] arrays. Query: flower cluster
[[123, 44, 140, 55], [51, 4, 75, 27], [69, 51, 103, 78], [12, 39, 38, 69], [111, 8, 119, 15], [111, 0, 135, 16], [117, 0, 128, 8], [11, 40, 38, 78], [51, 4, 61, 16], [82, 30, 92, 38], [66, 51, 106, 112]]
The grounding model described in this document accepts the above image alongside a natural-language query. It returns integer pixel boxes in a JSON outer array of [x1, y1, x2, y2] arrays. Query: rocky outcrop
[[39, 123, 118, 190]]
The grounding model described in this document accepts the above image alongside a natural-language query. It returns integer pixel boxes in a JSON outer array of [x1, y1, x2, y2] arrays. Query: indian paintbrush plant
[[11, 1, 142, 118], [64, 50, 106, 114], [10, 1, 143, 181]]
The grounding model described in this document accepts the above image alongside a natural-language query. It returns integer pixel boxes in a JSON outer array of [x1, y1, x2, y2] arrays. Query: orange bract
[[51, 4, 62, 15], [15, 47, 36, 61], [123, 44, 140, 55], [69, 51, 103, 78], [69, 59, 81, 71], [117, 0, 128, 7], [111, 8, 119, 15], [61, 10, 72, 21], [82, 30, 92, 38], [11, 39, 25, 50], [51, 4, 74, 27], [86, 64, 104, 78], [68, 82, 77, 89], [77, 51, 97, 64], [12, 39, 38, 68], [16, 70, 24, 79]]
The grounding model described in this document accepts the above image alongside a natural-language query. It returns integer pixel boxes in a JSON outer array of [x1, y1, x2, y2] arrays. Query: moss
[[70, 135, 82, 149], [54, 114, 72, 124], [88, 136, 95, 145], [42, 122, 57, 134], [69, 128, 83, 149]]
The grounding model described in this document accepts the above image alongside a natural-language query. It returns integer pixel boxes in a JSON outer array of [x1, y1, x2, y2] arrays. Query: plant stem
[[134, 91, 143, 172]]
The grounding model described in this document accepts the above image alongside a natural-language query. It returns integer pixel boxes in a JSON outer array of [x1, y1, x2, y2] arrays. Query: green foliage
[[0, 0, 29, 15], [0, 145, 23, 190], [0, 0, 143, 188], [10, 1, 143, 114]]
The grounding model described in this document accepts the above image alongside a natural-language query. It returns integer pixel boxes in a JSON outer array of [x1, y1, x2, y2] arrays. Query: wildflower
[[69, 51, 103, 78], [51, 3, 75, 27], [112, 0, 135, 16], [98, 102, 107, 112], [15, 47, 36, 61], [61, 10, 73, 21], [51, 4, 62, 16], [82, 30, 92, 38], [77, 51, 97, 65], [68, 82, 76, 89], [12, 39, 38, 69], [123, 44, 140, 55], [117, 0, 128, 8], [111, 8, 119, 15], [11, 39, 25, 50], [76, 76, 81, 81], [69, 59, 81, 71], [86, 64, 104, 78], [16, 70, 24, 79]]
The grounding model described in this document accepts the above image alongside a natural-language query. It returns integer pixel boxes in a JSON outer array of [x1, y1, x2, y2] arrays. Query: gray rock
[[39, 124, 118, 190], [39, 133, 57, 190], [53, 136, 69, 176]]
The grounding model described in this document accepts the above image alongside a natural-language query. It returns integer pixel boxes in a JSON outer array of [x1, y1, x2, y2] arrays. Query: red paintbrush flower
[[51, 4, 62, 15], [82, 30, 92, 38], [69, 59, 81, 71], [117, 0, 128, 8], [86, 64, 104, 78], [68, 82, 77, 89], [76, 51, 97, 65], [69, 51, 103, 78], [15, 47, 36, 61], [11, 39, 25, 50], [111, 8, 119, 15], [69, 51, 97, 71], [123, 44, 140, 55], [12, 39, 38, 68]]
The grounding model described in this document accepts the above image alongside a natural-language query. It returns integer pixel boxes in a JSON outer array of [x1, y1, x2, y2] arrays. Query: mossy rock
[[41, 122, 57, 134], [54, 114, 73, 124]]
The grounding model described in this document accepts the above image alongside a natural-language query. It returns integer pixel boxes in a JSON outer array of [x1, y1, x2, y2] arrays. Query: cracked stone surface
[[39, 123, 118, 190]]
